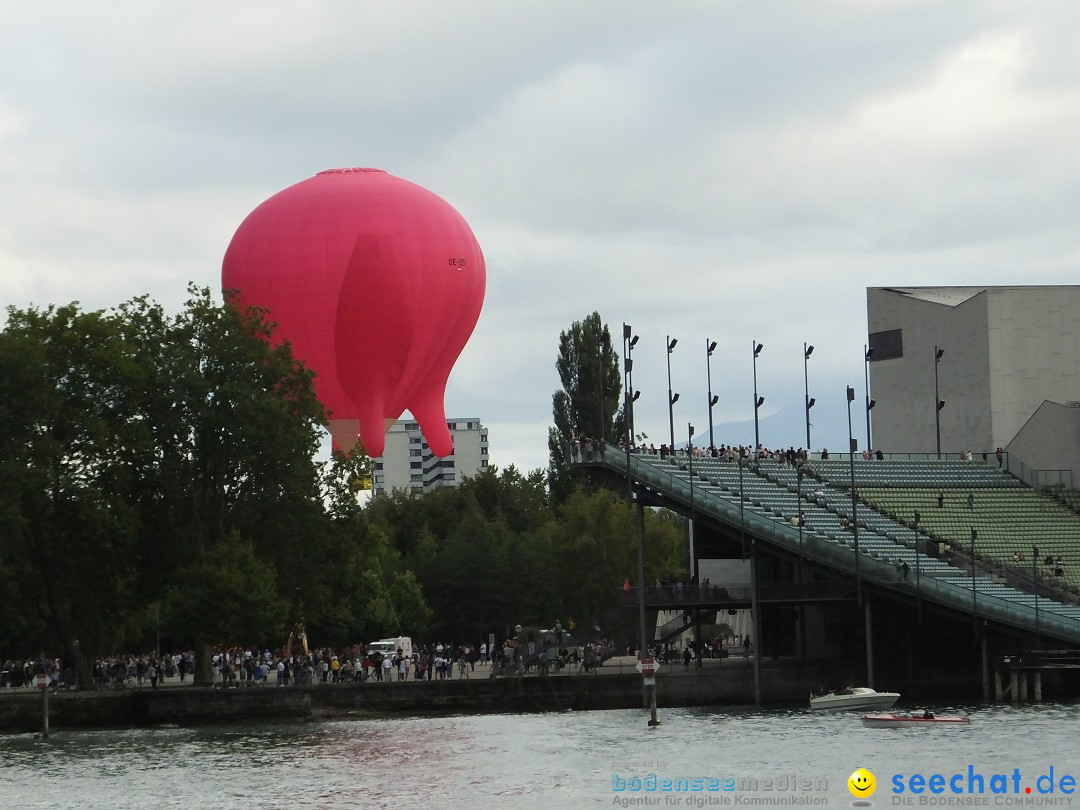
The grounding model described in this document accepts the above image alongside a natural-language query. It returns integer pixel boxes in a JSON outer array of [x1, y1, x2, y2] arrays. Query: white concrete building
[[867, 286, 1080, 483], [372, 418, 489, 495]]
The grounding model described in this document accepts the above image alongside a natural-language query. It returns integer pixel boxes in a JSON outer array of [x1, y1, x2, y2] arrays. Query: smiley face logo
[[848, 768, 876, 797]]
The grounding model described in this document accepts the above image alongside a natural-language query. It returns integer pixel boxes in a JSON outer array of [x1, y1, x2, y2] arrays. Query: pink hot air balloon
[[221, 168, 486, 458]]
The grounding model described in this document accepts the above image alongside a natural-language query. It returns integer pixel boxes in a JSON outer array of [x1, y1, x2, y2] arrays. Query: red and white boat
[[861, 712, 970, 728]]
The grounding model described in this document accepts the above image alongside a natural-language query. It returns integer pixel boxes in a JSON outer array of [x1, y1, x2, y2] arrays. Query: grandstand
[[804, 458, 1080, 594], [582, 446, 1080, 646]]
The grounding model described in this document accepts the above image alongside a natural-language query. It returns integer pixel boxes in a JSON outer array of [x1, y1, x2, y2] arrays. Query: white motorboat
[[809, 687, 900, 711], [862, 712, 970, 728]]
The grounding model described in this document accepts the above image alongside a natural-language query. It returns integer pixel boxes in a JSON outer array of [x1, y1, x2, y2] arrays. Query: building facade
[[372, 418, 489, 495], [867, 286, 1080, 478]]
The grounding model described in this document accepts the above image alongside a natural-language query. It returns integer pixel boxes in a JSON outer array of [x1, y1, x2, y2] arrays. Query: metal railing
[[1007, 454, 1074, 489]]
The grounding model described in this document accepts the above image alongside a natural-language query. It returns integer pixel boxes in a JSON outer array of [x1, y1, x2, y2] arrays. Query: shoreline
[[0, 655, 1001, 733]]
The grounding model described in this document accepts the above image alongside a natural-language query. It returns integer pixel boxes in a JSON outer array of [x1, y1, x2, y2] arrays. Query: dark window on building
[[868, 329, 903, 361]]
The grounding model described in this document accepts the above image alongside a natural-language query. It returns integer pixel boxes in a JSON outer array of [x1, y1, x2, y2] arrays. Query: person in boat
[[921, 709, 935, 719]]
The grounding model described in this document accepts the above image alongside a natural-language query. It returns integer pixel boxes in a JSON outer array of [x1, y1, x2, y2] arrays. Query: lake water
[[2, 702, 1077, 808]]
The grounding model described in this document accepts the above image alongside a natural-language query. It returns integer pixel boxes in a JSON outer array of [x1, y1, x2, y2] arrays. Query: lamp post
[[934, 346, 945, 459], [752, 341, 764, 453], [625, 324, 654, 724], [738, 445, 746, 559], [913, 510, 922, 625], [847, 385, 861, 604], [970, 527, 978, 637], [688, 423, 696, 581], [667, 336, 678, 451], [1033, 545, 1040, 654], [797, 462, 804, 571], [706, 340, 718, 450], [803, 343, 815, 452], [864, 346, 875, 453], [623, 324, 639, 503]]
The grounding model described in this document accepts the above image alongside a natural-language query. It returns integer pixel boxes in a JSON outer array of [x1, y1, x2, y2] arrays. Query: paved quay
[[0, 652, 755, 693], [0, 652, 811, 732]]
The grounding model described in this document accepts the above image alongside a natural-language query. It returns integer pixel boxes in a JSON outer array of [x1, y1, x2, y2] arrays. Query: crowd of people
[[0, 658, 66, 689], [0, 644, 489, 691], [3, 635, 622, 691], [571, 437, 871, 466]]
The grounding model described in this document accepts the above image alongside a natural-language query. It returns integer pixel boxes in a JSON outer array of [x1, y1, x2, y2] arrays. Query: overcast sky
[[2, 1, 1078, 474]]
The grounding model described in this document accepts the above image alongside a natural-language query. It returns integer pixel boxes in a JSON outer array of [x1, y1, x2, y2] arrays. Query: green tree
[[458, 466, 550, 535], [161, 533, 288, 647], [0, 305, 144, 685], [422, 496, 511, 641], [0, 288, 339, 684], [359, 568, 432, 640], [547, 312, 624, 504], [531, 489, 686, 636]]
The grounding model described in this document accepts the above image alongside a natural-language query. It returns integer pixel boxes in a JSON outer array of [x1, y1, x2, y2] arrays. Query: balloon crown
[[316, 168, 387, 175]]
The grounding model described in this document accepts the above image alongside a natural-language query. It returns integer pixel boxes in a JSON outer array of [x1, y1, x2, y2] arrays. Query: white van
[[367, 637, 413, 659]]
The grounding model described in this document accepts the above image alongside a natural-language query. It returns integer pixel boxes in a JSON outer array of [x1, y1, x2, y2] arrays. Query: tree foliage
[[0, 289, 342, 680], [547, 312, 624, 503], [0, 290, 688, 675]]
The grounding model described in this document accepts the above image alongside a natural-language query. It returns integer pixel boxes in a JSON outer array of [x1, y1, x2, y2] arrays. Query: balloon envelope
[[222, 168, 485, 457]]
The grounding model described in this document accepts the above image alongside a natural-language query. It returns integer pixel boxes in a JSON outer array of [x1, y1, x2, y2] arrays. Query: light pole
[[706, 340, 718, 450], [970, 527, 978, 637], [752, 341, 764, 453], [738, 445, 747, 559], [803, 343, 815, 452], [864, 346, 875, 453], [934, 346, 945, 459], [913, 510, 922, 625], [623, 324, 639, 503], [847, 385, 861, 605], [666, 336, 678, 451], [625, 324, 654, 724], [1033, 545, 1040, 654], [797, 462, 804, 570], [688, 423, 696, 580]]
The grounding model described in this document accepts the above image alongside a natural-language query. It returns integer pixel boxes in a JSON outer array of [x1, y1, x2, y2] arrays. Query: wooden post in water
[[41, 676, 49, 738]]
